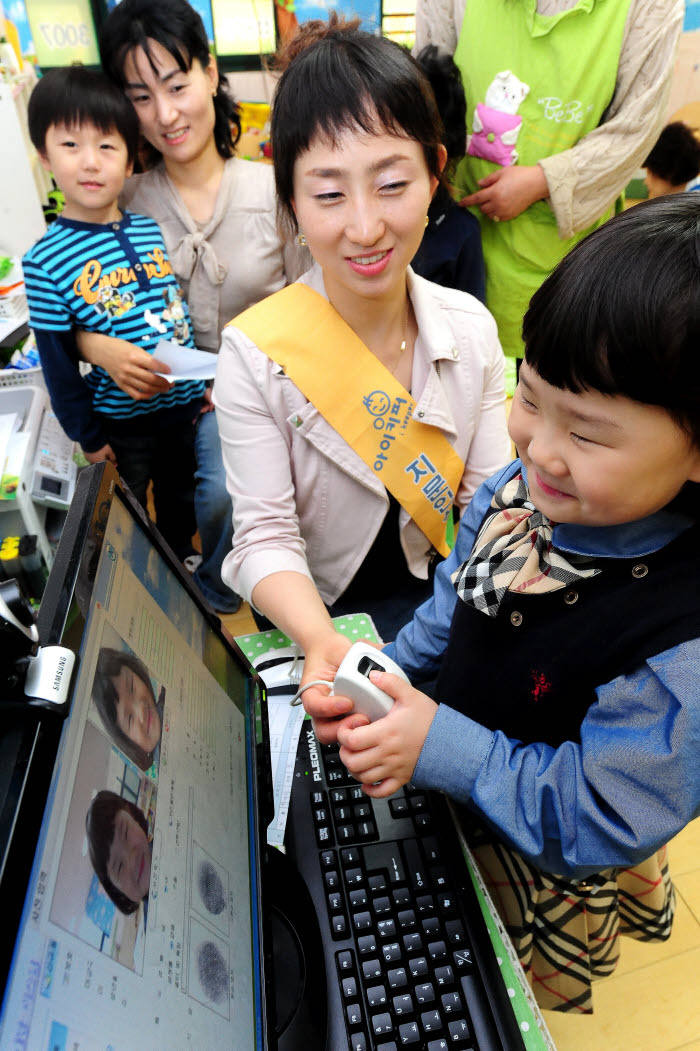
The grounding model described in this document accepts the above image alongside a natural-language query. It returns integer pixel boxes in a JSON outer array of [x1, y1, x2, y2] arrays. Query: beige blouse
[[122, 157, 309, 352], [414, 0, 684, 238]]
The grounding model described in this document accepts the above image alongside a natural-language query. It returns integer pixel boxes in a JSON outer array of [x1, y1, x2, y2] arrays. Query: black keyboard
[[284, 728, 524, 1051]]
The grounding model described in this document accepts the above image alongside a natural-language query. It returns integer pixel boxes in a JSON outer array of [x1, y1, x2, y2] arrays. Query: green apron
[[453, 0, 632, 358]]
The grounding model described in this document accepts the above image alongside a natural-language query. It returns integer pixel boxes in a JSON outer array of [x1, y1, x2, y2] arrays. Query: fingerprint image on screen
[[197, 940, 229, 1003], [198, 859, 226, 915]]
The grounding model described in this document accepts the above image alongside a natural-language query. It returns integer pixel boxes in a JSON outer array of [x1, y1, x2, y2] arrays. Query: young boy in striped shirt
[[22, 65, 204, 559]]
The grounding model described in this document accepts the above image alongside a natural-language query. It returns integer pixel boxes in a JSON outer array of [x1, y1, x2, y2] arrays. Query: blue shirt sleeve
[[34, 328, 107, 452], [22, 253, 72, 331], [413, 640, 700, 877], [385, 461, 519, 676]]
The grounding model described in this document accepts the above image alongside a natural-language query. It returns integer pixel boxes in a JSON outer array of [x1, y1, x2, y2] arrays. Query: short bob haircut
[[99, 0, 240, 167], [85, 790, 150, 915], [92, 647, 160, 772], [644, 122, 700, 189], [523, 193, 700, 449], [271, 14, 444, 236], [27, 65, 139, 166]]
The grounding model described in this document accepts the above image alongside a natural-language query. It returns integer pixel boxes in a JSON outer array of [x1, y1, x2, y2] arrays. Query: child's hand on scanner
[[336, 671, 438, 798]]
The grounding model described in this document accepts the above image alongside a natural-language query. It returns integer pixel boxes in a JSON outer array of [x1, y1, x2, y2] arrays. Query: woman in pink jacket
[[213, 17, 510, 683]]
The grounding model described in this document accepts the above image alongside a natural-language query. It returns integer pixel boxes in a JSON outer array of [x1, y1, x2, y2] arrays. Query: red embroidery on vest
[[530, 670, 552, 702]]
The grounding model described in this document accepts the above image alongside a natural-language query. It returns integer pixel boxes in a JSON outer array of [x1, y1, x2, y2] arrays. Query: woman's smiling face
[[111, 665, 161, 754], [291, 119, 443, 307], [122, 38, 217, 165]]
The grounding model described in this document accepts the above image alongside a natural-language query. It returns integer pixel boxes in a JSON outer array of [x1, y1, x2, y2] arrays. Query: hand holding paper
[[154, 340, 217, 382]]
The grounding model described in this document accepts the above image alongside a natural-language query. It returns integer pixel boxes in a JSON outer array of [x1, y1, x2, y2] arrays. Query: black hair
[[271, 14, 444, 234], [644, 122, 700, 188], [85, 790, 150, 915], [523, 194, 700, 449], [92, 647, 160, 771], [98, 0, 240, 166], [27, 65, 139, 165], [414, 44, 466, 212]]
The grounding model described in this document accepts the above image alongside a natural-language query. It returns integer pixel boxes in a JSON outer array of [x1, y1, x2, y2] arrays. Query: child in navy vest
[[307, 194, 700, 1011]]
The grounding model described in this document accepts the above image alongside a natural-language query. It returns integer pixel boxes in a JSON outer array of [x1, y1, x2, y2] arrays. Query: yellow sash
[[230, 283, 464, 556]]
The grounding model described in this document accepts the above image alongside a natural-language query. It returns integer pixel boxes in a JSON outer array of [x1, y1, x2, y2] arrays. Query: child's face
[[107, 809, 151, 905], [509, 361, 700, 527], [40, 121, 132, 224], [111, 665, 161, 755]]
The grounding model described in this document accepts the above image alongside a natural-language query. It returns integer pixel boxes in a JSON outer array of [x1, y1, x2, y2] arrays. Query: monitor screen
[[24, 0, 100, 68], [0, 466, 268, 1048]]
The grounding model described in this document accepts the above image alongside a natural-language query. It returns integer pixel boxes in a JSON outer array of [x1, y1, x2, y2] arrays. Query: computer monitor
[[24, 0, 101, 68], [0, 462, 275, 1047]]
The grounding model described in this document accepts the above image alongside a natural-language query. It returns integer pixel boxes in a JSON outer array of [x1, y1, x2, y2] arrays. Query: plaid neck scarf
[[452, 473, 600, 617]]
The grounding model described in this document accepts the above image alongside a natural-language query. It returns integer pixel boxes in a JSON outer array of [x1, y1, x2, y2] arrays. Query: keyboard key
[[441, 991, 463, 1015], [320, 849, 335, 868], [410, 794, 428, 812], [363, 841, 406, 884], [376, 1043, 398, 1051], [392, 886, 411, 908], [349, 888, 368, 909], [402, 933, 422, 954], [335, 805, 352, 822], [398, 1020, 421, 1045], [336, 949, 354, 973], [373, 895, 392, 916], [366, 984, 388, 1008], [362, 959, 382, 982], [415, 982, 435, 1005], [354, 802, 372, 819], [389, 797, 409, 817], [403, 840, 428, 891], [350, 1033, 367, 1051], [353, 911, 373, 932], [313, 806, 329, 824], [416, 894, 435, 914], [453, 948, 474, 972], [342, 847, 361, 867], [445, 920, 467, 946], [342, 976, 358, 998], [382, 941, 402, 964], [338, 824, 355, 843], [330, 788, 348, 804], [358, 934, 377, 955], [331, 913, 348, 938], [377, 918, 397, 939], [346, 1003, 363, 1027], [369, 874, 388, 892], [387, 966, 408, 989], [357, 821, 377, 840], [311, 791, 324, 805], [349, 786, 364, 801], [327, 891, 343, 912], [392, 992, 413, 1016], [422, 916, 441, 939], [408, 956, 429, 979], [427, 1041, 449, 1051], [421, 1009, 442, 1034], [428, 940, 448, 963], [447, 1017, 471, 1044], [434, 965, 455, 987], [414, 813, 432, 831], [431, 866, 449, 889], [423, 836, 441, 863], [316, 825, 332, 845], [345, 867, 364, 886], [327, 769, 346, 785], [324, 870, 340, 891], [437, 892, 456, 916], [398, 909, 417, 930], [371, 1012, 393, 1037]]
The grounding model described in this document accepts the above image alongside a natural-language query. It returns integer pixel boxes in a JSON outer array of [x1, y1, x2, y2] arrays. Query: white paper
[[153, 339, 217, 381]]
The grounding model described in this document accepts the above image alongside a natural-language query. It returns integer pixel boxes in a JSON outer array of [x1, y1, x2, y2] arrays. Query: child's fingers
[[362, 777, 401, 799], [339, 743, 385, 783], [367, 670, 413, 702]]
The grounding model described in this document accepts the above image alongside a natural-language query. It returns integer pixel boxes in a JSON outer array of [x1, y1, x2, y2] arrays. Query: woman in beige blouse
[[79, 0, 306, 612]]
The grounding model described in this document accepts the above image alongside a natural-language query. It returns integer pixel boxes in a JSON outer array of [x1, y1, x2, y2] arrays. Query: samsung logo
[[52, 654, 68, 692]]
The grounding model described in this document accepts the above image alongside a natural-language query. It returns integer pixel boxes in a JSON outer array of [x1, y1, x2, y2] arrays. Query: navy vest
[[434, 524, 700, 748]]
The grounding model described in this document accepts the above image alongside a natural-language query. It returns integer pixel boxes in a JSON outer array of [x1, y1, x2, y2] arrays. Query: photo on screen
[[87, 620, 166, 780], [49, 721, 158, 975]]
